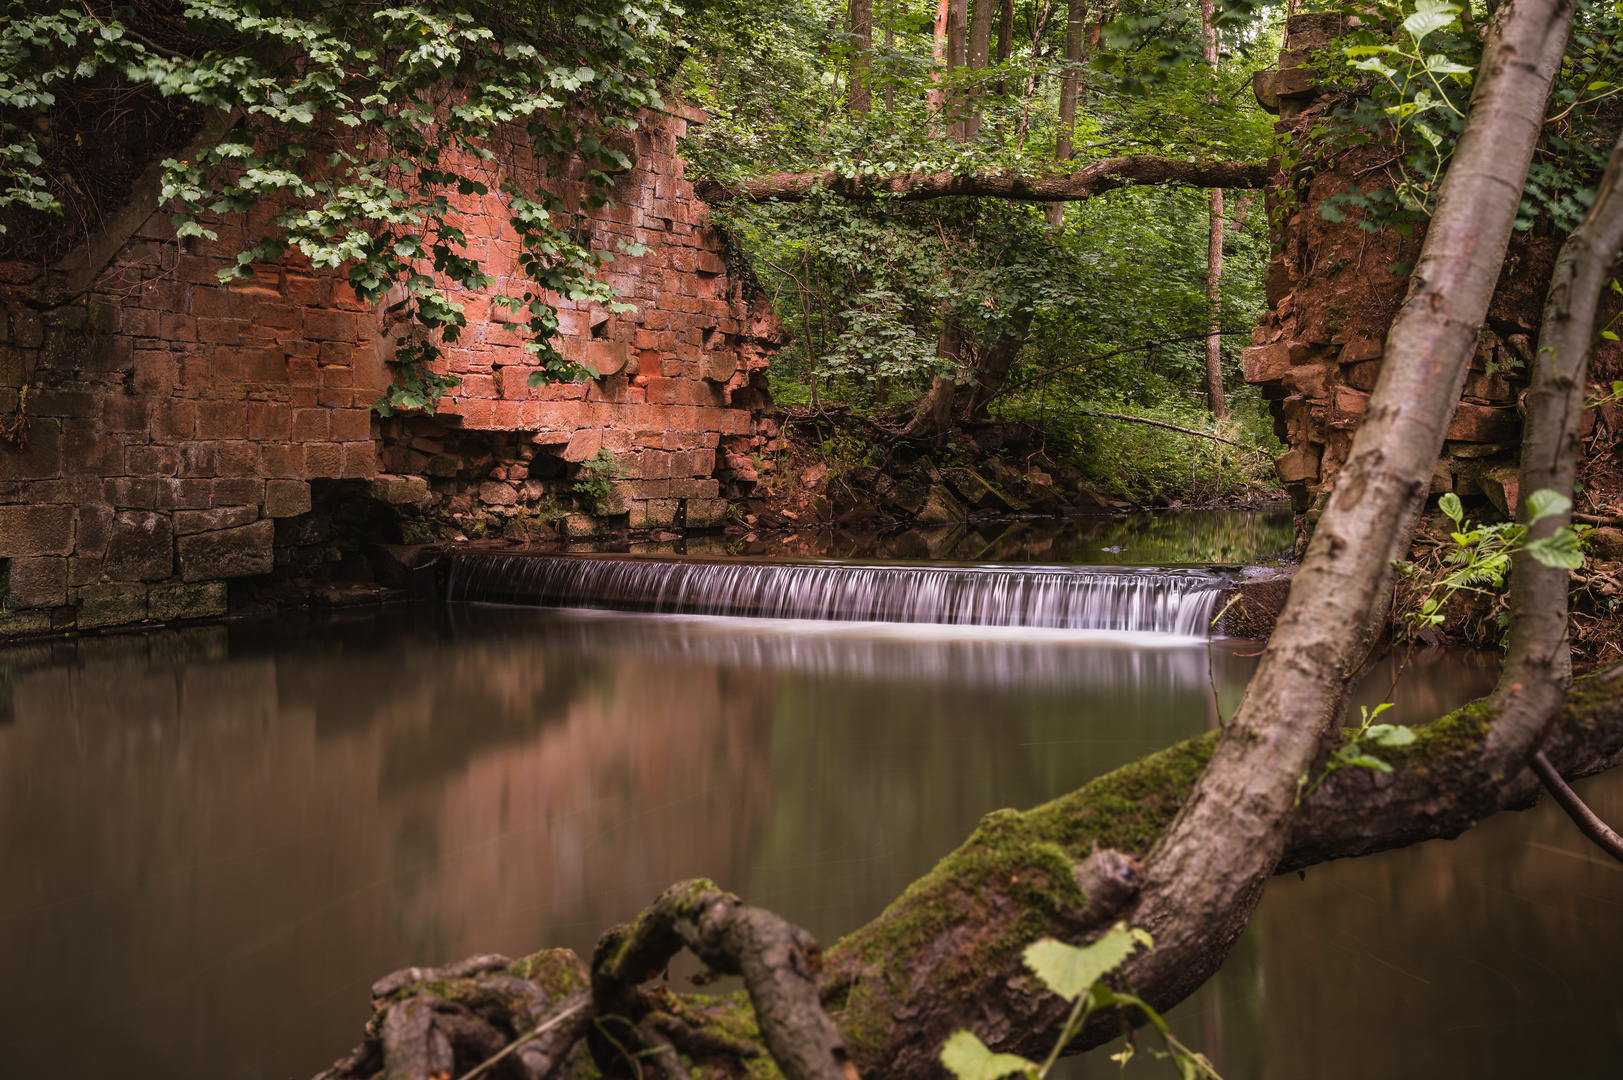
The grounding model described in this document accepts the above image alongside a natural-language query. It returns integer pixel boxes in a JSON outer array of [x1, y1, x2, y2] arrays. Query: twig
[[1529, 750, 1623, 864], [454, 997, 588, 1080]]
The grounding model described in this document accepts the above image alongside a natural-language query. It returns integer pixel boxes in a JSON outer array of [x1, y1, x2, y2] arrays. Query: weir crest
[[446, 553, 1230, 638]]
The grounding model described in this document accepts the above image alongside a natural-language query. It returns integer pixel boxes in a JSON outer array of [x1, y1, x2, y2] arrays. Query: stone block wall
[[0, 103, 784, 636], [1244, 13, 1604, 532]]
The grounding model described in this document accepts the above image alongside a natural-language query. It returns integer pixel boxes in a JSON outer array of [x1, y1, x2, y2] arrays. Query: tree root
[[591, 880, 857, 1080]]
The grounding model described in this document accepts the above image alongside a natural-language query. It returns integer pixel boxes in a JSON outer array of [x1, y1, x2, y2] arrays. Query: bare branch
[[693, 156, 1270, 205], [1530, 750, 1623, 863]]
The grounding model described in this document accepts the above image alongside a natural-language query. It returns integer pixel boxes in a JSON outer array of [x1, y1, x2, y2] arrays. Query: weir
[[446, 553, 1231, 637]]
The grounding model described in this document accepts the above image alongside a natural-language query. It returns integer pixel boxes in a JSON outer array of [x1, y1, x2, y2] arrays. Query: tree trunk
[[1489, 131, 1623, 775], [965, 0, 992, 136], [818, 0, 1576, 1072], [1201, 0, 1225, 418], [1045, 0, 1087, 228], [947, 0, 968, 138], [1116, 0, 1575, 1027], [849, 0, 873, 114], [965, 311, 1035, 418], [995, 0, 1015, 94], [929, 0, 948, 114]]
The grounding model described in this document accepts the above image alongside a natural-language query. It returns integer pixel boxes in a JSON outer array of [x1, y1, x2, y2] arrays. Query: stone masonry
[[1245, 13, 1603, 535], [0, 103, 786, 636]]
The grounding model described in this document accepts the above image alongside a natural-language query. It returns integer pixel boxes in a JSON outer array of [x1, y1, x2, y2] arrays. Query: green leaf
[[1023, 926, 1151, 1003], [1526, 488, 1572, 525], [1367, 724, 1416, 747], [939, 1032, 1036, 1080], [1423, 54, 1474, 76], [1526, 531, 1584, 570], [1439, 492, 1464, 525], [1402, 0, 1461, 42], [1341, 749, 1394, 772]]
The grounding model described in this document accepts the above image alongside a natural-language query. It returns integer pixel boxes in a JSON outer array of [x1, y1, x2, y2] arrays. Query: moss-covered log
[[315, 669, 1623, 1080]]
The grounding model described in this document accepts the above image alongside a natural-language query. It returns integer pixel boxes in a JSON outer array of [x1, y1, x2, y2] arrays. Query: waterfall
[[447, 553, 1230, 638]]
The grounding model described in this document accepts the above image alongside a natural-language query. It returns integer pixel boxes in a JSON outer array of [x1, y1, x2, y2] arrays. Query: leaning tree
[[309, 2, 1623, 1079]]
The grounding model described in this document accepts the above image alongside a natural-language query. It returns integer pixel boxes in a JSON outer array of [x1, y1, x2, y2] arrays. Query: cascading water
[[446, 553, 1231, 637]]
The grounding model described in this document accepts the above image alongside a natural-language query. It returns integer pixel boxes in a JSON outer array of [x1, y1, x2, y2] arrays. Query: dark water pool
[[0, 601, 1617, 1079]]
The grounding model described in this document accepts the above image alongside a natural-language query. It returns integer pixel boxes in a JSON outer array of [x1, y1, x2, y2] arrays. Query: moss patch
[[823, 731, 1220, 1056]]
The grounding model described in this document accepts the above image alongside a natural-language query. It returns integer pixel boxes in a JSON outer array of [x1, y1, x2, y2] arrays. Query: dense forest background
[[675, 0, 1283, 500]]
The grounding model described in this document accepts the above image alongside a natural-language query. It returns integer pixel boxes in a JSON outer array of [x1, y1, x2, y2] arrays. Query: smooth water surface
[[1, 604, 1617, 1079]]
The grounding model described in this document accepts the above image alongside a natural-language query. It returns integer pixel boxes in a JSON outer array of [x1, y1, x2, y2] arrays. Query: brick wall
[[0, 104, 784, 635], [1244, 14, 1599, 538]]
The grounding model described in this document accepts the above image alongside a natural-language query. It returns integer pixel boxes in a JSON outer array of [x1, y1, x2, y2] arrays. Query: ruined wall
[[1246, 14, 1606, 532], [0, 104, 785, 636]]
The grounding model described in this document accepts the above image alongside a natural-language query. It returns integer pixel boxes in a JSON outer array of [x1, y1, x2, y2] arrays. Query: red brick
[[492, 401, 523, 428], [126, 445, 179, 476], [265, 478, 311, 517], [190, 288, 245, 320], [154, 400, 197, 440], [329, 408, 372, 442], [645, 378, 681, 405], [304, 442, 342, 478], [178, 441, 220, 477], [304, 309, 358, 341], [0, 504, 74, 555], [1446, 402, 1519, 443], [260, 442, 302, 477], [317, 387, 354, 408], [216, 346, 287, 384], [288, 357, 319, 386], [62, 422, 124, 478], [99, 395, 149, 433], [249, 402, 292, 440], [122, 307, 160, 338], [195, 317, 246, 346], [252, 304, 302, 332], [157, 478, 212, 510], [197, 402, 249, 440], [340, 441, 377, 479], [176, 254, 228, 286], [292, 408, 329, 440], [214, 441, 259, 476], [159, 312, 197, 342], [102, 477, 162, 509], [208, 478, 261, 506], [320, 364, 354, 388]]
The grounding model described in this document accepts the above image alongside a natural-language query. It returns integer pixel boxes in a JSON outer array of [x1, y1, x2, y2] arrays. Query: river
[[0, 510, 1617, 1078]]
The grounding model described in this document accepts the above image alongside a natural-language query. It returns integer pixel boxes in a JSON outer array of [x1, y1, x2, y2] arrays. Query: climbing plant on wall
[[0, 0, 678, 413]]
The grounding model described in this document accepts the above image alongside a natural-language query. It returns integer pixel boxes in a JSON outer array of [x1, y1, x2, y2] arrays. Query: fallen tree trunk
[[692, 156, 1270, 205], [315, 671, 1623, 1080]]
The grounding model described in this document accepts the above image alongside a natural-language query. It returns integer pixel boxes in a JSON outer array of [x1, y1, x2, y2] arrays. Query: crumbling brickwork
[[0, 104, 784, 636], [1245, 13, 1604, 536]]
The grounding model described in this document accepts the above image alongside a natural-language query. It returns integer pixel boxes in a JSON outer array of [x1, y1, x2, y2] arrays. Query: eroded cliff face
[[1246, 13, 1616, 543], [0, 104, 787, 635]]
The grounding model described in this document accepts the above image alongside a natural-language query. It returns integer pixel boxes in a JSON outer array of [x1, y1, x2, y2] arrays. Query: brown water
[[0, 603, 1618, 1079]]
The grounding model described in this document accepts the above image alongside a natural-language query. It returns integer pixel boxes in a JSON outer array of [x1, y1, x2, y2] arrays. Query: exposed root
[[591, 880, 857, 1080]]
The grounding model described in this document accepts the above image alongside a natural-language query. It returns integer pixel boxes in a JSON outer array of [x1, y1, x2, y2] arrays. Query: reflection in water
[[0, 604, 1614, 1080]]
